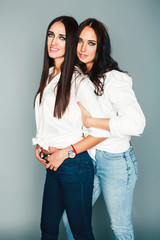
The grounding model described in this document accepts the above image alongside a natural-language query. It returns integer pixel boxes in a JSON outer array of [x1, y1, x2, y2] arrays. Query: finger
[[77, 102, 88, 113], [50, 165, 54, 170], [35, 154, 45, 162], [38, 159, 46, 165], [40, 159, 47, 163], [41, 161, 47, 166], [46, 162, 51, 169], [53, 167, 58, 171]]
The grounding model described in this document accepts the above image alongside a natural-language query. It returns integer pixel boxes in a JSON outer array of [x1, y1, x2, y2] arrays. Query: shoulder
[[72, 68, 93, 89], [35, 93, 40, 108], [104, 70, 132, 87]]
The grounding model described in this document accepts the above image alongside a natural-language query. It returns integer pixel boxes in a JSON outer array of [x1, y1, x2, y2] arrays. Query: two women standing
[[33, 16, 145, 240]]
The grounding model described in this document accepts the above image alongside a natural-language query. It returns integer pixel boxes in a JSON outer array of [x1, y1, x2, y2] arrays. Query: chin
[[79, 59, 87, 64]]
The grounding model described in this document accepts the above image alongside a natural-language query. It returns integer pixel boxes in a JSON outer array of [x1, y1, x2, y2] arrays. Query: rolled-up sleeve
[[76, 77, 110, 138], [107, 71, 146, 137]]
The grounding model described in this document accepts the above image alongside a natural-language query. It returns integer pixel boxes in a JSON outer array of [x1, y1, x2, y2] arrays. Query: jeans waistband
[[41, 150, 90, 164]]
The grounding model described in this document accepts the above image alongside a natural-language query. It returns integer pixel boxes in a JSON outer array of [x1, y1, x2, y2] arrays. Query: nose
[[81, 43, 87, 52], [51, 37, 58, 46]]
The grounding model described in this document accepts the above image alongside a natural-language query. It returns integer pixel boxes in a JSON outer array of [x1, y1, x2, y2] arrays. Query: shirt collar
[[49, 66, 54, 75]]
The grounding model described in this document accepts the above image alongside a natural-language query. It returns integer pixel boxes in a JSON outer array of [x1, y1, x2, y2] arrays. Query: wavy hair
[[76, 18, 123, 95]]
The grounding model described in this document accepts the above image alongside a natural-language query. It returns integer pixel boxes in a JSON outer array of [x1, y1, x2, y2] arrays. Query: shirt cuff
[[83, 127, 110, 138]]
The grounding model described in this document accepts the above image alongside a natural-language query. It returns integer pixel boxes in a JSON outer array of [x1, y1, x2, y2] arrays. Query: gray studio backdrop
[[0, 0, 160, 239]]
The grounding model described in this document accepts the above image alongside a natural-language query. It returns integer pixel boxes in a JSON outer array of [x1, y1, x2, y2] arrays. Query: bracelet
[[71, 144, 77, 155]]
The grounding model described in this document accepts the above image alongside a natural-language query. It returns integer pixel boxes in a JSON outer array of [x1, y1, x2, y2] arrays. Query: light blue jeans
[[63, 147, 138, 240]]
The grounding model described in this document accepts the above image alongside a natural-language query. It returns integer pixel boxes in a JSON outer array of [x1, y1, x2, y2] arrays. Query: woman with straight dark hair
[[32, 16, 109, 240], [51, 18, 145, 239]]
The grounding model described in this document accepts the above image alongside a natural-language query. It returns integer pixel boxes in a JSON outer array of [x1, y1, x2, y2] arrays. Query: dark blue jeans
[[40, 151, 95, 240]]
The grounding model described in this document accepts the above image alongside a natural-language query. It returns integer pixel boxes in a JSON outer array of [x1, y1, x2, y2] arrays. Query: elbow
[[110, 115, 146, 137], [88, 128, 110, 138], [137, 116, 146, 135], [131, 115, 146, 136]]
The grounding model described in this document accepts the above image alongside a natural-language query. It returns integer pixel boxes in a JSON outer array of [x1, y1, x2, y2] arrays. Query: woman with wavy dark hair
[[32, 16, 109, 240], [59, 18, 145, 239]]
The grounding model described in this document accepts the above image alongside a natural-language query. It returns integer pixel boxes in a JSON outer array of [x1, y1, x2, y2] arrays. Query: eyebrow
[[88, 40, 97, 42], [79, 37, 97, 42], [59, 34, 66, 37], [48, 31, 66, 36]]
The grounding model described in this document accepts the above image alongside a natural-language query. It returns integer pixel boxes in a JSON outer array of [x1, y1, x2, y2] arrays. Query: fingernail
[[77, 101, 80, 105]]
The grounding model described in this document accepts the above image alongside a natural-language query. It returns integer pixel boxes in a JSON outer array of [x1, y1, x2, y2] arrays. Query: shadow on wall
[[92, 194, 113, 239], [1, 194, 160, 240]]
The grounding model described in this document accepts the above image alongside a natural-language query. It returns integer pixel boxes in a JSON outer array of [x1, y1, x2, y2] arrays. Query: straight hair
[[35, 16, 78, 118]]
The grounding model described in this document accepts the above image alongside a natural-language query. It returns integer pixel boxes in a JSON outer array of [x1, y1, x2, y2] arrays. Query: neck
[[86, 62, 93, 73], [53, 58, 64, 75]]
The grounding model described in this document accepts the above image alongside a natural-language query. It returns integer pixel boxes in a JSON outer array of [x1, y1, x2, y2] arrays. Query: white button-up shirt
[[32, 67, 109, 150], [92, 70, 146, 153]]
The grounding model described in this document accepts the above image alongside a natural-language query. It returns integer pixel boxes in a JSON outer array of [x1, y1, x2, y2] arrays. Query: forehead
[[49, 21, 65, 34], [79, 26, 97, 40]]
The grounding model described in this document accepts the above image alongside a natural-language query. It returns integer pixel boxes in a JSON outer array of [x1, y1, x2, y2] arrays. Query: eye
[[59, 36, 66, 41], [78, 38, 83, 43], [48, 32, 54, 38], [88, 42, 96, 46]]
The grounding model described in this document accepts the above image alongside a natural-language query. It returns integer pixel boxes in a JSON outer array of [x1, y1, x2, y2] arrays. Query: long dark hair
[[35, 16, 78, 118], [76, 18, 123, 95]]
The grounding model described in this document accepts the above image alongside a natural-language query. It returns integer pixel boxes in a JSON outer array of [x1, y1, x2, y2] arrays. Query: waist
[[42, 146, 59, 154], [32, 135, 83, 150], [92, 136, 131, 153]]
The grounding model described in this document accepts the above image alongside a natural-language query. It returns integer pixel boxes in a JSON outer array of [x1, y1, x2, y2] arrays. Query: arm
[[35, 144, 59, 166], [77, 72, 146, 136], [76, 77, 110, 138], [107, 72, 146, 136], [77, 102, 110, 131], [46, 76, 108, 171], [46, 135, 106, 171]]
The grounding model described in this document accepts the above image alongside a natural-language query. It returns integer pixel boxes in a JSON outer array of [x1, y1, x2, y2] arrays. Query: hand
[[77, 102, 92, 128], [45, 148, 68, 171], [35, 145, 47, 166]]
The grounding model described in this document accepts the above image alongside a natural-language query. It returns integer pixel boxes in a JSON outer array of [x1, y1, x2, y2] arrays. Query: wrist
[[67, 145, 77, 158], [88, 117, 95, 128], [71, 144, 77, 155], [62, 148, 69, 159]]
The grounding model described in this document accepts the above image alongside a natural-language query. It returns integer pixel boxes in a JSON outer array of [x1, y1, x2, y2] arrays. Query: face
[[77, 26, 97, 71], [47, 21, 66, 62]]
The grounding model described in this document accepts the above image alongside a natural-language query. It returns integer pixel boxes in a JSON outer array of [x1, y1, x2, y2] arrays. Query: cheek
[[60, 42, 66, 51], [77, 44, 80, 53], [47, 39, 51, 49], [91, 48, 97, 60]]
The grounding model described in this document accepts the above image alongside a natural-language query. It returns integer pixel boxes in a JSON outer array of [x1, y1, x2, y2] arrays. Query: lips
[[79, 54, 88, 59], [50, 47, 59, 53]]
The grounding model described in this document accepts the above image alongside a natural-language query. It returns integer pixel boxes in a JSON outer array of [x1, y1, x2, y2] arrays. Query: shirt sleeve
[[76, 77, 110, 138], [32, 94, 40, 145], [107, 71, 146, 137]]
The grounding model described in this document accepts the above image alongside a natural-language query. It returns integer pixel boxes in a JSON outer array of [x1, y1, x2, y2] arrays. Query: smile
[[50, 47, 59, 53]]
